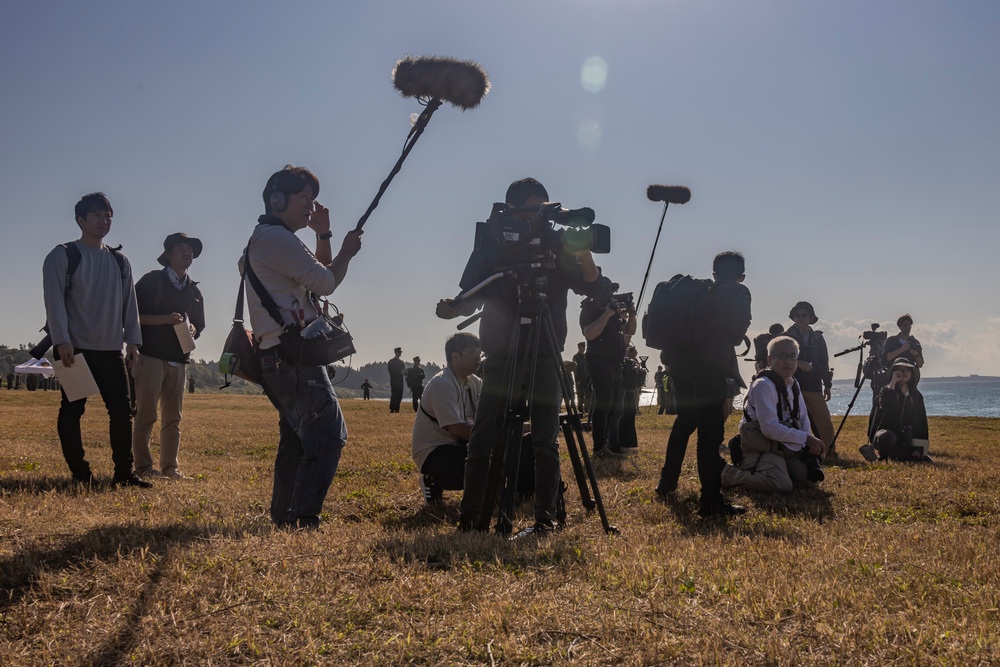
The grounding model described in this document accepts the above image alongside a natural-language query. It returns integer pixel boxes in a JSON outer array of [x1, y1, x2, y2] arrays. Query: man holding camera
[[406, 355, 426, 412], [655, 251, 751, 516], [436, 177, 599, 533], [42, 192, 148, 487], [243, 165, 362, 529], [580, 280, 636, 457], [722, 336, 825, 494], [411, 333, 483, 503], [882, 314, 924, 369]]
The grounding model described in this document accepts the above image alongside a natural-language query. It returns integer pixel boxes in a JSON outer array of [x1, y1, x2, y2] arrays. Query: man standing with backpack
[[651, 251, 751, 516], [42, 193, 149, 487]]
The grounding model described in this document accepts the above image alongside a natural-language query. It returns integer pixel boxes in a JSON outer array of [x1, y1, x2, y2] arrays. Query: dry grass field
[[1, 390, 998, 666]]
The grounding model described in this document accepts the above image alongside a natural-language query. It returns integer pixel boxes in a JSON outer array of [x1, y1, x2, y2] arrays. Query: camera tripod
[[829, 328, 886, 450], [457, 269, 617, 536]]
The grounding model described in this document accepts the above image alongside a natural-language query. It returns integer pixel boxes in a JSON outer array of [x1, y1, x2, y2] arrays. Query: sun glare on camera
[[581, 56, 608, 93]]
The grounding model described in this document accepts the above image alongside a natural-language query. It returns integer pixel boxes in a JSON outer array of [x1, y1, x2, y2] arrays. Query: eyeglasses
[[772, 353, 799, 362]]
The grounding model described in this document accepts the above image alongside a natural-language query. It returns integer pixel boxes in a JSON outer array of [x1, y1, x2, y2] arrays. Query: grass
[[1, 391, 998, 665]]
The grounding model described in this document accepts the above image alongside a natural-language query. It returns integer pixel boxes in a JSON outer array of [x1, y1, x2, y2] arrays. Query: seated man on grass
[[411, 333, 483, 503], [722, 336, 825, 494]]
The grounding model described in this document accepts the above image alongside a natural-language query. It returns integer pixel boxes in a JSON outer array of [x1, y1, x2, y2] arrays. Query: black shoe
[[72, 472, 94, 485], [654, 481, 676, 499], [114, 475, 152, 489], [728, 435, 744, 466], [457, 515, 482, 533], [513, 519, 560, 539], [699, 501, 747, 517]]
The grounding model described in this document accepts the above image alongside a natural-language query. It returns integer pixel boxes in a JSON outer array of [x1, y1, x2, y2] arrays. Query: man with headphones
[[242, 165, 363, 529]]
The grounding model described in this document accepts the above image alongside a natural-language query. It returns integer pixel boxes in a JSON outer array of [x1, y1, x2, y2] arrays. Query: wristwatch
[[317, 231, 333, 240]]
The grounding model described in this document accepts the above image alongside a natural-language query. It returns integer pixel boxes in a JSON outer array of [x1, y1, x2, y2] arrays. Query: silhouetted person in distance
[[406, 356, 425, 411], [361, 378, 372, 400], [388, 347, 405, 413]]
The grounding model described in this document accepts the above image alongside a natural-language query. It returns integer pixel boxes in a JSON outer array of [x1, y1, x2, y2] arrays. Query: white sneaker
[[136, 468, 162, 479], [162, 469, 187, 480]]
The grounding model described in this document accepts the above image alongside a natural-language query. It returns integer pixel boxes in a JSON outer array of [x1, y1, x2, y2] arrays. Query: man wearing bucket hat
[[783, 301, 835, 456], [131, 233, 206, 480], [860, 356, 930, 462]]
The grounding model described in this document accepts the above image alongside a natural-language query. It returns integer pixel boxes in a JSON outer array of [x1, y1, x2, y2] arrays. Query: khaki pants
[[722, 451, 808, 494], [802, 390, 835, 449], [132, 355, 187, 474]]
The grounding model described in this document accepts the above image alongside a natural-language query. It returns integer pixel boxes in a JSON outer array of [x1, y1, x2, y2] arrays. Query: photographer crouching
[[860, 357, 931, 463], [436, 177, 600, 533], [580, 279, 636, 457], [722, 336, 825, 494]]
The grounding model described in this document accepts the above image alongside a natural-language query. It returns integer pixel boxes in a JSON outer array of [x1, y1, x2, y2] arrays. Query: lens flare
[[581, 56, 608, 93]]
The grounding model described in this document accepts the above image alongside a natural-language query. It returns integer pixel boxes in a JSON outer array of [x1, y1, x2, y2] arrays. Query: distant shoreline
[[832, 375, 999, 385]]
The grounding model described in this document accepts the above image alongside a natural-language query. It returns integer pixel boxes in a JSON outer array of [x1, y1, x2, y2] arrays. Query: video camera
[[473, 202, 610, 273]]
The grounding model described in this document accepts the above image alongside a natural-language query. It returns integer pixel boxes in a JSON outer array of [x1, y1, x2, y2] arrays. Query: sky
[[2, 0, 999, 382]]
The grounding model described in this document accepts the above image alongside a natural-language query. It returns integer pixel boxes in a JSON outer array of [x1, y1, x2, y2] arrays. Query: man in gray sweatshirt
[[42, 192, 150, 488]]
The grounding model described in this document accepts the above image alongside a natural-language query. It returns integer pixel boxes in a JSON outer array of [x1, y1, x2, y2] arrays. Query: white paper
[[53, 356, 100, 402], [174, 317, 196, 354]]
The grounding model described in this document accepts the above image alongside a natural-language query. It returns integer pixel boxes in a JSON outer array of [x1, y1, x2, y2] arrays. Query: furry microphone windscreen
[[392, 56, 491, 110], [646, 185, 692, 205]]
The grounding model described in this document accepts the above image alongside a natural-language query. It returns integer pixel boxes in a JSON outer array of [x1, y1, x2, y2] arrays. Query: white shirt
[[411, 368, 482, 470], [740, 374, 812, 451]]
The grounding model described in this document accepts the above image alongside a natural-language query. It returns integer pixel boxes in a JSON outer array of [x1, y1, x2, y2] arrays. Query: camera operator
[[784, 301, 836, 455], [243, 165, 362, 529], [619, 344, 646, 449], [882, 314, 925, 369], [580, 279, 636, 457], [860, 357, 930, 462], [436, 177, 599, 533], [723, 336, 825, 494]]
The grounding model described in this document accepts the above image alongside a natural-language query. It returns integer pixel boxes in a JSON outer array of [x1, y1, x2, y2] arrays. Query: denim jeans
[[260, 352, 346, 527]]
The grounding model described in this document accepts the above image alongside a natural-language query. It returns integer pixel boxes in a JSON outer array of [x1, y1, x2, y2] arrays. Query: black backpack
[[641, 274, 714, 360], [32, 242, 127, 358]]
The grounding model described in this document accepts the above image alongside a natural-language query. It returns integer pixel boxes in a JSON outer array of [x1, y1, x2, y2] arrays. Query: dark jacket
[[135, 268, 205, 363], [784, 325, 832, 393], [870, 385, 929, 442]]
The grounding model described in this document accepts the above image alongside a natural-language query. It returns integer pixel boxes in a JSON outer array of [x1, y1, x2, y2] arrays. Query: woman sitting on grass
[[860, 357, 931, 463]]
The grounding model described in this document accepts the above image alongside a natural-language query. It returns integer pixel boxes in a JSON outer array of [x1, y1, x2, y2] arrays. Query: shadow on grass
[[0, 522, 246, 667], [0, 474, 123, 496]]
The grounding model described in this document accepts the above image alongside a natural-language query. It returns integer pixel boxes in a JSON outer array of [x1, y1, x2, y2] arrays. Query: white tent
[[15, 358, 55, 377]]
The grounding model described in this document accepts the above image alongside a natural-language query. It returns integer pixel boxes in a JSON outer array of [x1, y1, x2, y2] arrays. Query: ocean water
[[640, 377, 1000, 418]]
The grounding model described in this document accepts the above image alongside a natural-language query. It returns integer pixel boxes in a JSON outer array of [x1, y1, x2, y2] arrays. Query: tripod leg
[[542, 311, 618, 535], [560, 414, 595, 510], [830, 362, 866, 452]]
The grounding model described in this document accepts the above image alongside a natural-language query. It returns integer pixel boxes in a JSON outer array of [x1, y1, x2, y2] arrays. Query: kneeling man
[[722, 336, 825, 494], [411, 333, 482, 503]]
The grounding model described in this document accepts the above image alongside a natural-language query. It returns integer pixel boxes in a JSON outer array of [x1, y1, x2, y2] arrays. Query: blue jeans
[[260, 352, 346, 527]]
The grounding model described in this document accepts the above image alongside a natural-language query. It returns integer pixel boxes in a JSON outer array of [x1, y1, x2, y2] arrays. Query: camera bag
[[242, 251, 355, 370], [219, 265, 262, 386]]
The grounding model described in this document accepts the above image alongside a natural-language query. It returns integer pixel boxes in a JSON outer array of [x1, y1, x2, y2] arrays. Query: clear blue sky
[[3, 0, 998, 380]]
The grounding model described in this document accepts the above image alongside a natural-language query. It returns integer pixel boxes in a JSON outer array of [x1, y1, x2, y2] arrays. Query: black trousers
[[619, 388, 639, 447], [658, 372, 727, 507], [587, 358, 623, 451], [389, 378, 403, 412], [55, 348, 134, 480], [421, 443, 467, 491], [410, 385, 423, 412]]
